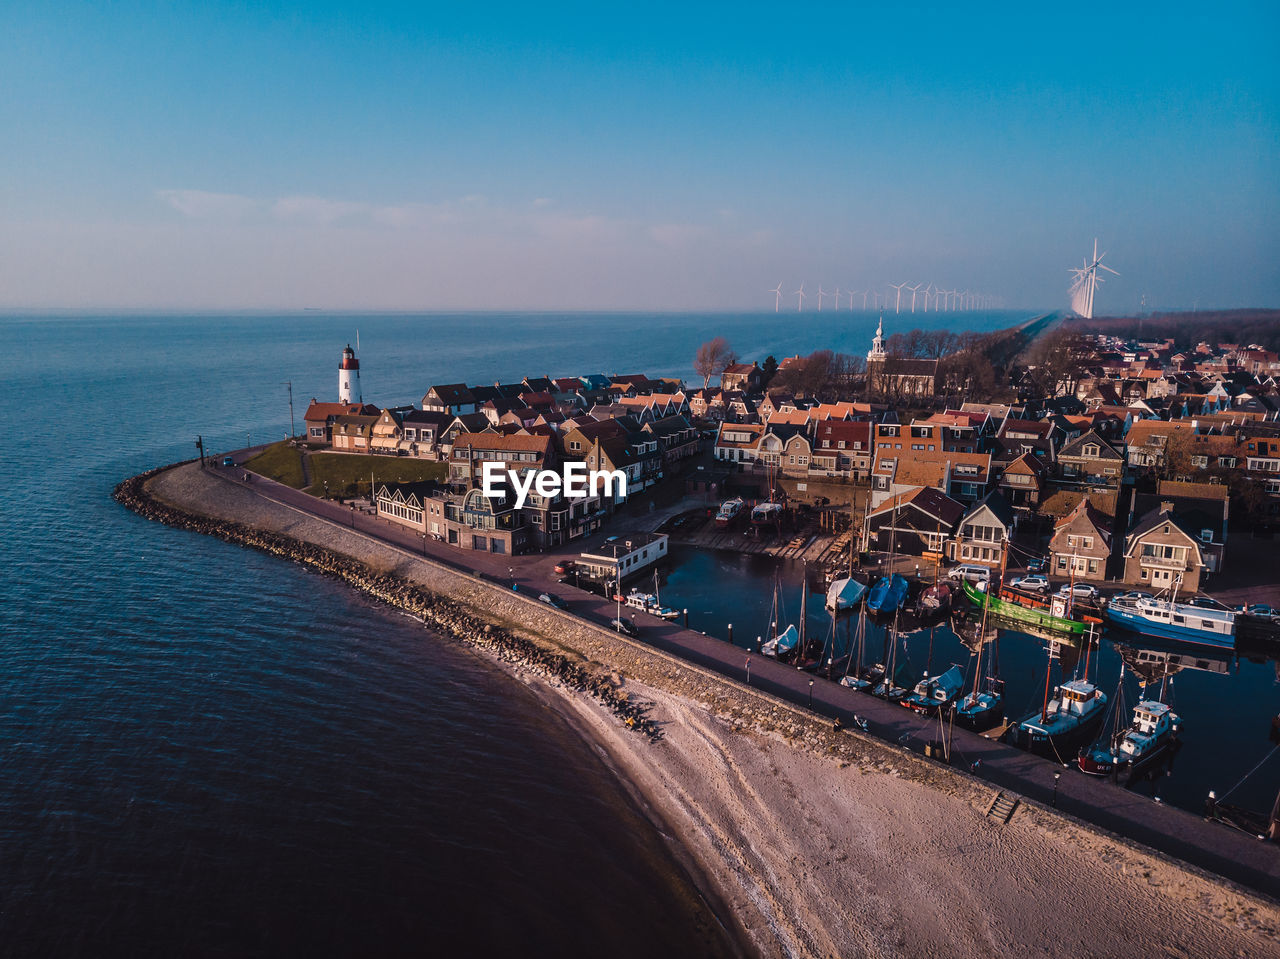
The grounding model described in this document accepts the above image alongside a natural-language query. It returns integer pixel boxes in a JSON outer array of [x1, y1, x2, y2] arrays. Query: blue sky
[[2, 1, 1276, 311]]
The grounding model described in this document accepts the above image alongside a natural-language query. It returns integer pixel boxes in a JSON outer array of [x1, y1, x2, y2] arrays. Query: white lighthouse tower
[[338, 344, 361, 404]]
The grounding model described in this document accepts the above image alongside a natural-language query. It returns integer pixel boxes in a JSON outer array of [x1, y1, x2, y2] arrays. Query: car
[[1025, 558, 1047, 573], [1188, 596, 1229, 610], [946, 564, 991, 584], [1010, 574, 1050, 592], [222, 456, 235, 467], [1056, 583, 1100, 600], [537, 592, 566, 610], [553, 560, 576, 575], [610, 618, 639, 637], [1114, 590, 1154, 602], [1241, 603, 1276, 617]]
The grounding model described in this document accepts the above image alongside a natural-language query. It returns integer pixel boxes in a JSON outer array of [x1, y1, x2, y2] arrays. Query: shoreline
[[116, 460, 1280, 957]]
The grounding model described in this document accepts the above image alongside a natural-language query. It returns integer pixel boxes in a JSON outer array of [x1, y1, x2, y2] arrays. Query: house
[[996, 452, 1047, 509], [949, 492, 1015, 567], [811, 420, 873, 480], [1048, 496, 1112, 583], [1132, 480, 1229, 574], [720, 362, 763, 393], [421, 384, 479, 416], [714, 422, 766, 463], [1122, 505, 1208, 592], [447, 432, 555, 490], [370, 408, 406, 453], [642, 414, 699, 466], [400, 409, 452, 459], [331, 413, 380, 452], [577, 533, 670, 584], [865, 487, 965, 557], [1056, 430, 1125, 487], [303, 400, 378, 444]]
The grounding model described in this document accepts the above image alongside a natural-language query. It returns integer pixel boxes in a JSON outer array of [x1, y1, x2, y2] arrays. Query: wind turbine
[[861, 290, 870, 309], [846, 289, 859, 310], [1069, 239, 1119, 319], [872, 291, 882, 309], [907, 283, 922, 313], [768, 282, 784, 312], [794, 282, 806, 312], [889, 281, 908, 314], [817, 286, 828, 311]]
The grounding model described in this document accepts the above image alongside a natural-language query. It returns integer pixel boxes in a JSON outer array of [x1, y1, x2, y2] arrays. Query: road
[[212, 449, 1280, 899]]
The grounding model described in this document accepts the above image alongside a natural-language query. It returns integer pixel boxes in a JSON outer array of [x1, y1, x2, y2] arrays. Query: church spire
[[867, 310, 887, 362]]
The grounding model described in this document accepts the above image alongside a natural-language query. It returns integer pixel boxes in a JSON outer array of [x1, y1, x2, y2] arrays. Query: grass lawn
[[244, 442, 306, 488], [306, 452, 447, 498]]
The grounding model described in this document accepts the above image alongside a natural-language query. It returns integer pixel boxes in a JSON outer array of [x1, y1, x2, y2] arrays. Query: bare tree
[[694, 337, 733, 388]]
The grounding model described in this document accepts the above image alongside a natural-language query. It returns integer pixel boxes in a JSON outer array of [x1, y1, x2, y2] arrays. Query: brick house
[[1122, 505, 1209, 592], [1048, 496, 1112, 582]]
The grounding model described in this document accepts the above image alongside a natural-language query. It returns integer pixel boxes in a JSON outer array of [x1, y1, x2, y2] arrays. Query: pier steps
[[985, 791, 1019, 825]]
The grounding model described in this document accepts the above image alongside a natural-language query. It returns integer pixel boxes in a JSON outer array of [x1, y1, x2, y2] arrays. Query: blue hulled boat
[[866, 574, 908, 614], [1104, 595, 1235, 649]]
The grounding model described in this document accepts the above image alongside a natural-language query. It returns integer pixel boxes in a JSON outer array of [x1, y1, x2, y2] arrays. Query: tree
[[694, 337, 733, 388], [761, 355, 779, 386]]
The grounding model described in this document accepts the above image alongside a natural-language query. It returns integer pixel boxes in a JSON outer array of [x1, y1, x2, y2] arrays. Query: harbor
[[157, 457, 1280, 900]]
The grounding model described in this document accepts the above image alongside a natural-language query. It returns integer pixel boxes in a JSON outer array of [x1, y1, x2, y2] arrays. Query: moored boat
[[867, 573, 908, 614], [1104, 594, 1235, 648], [762, 624, 799, 658], [751, 501, 784, 525], [623, 589, 679, 619], [1007, 678, 1108, 755], [826, 577, 867, 614], [900, 665, 965, 714], [1079, 699, 1181, 781], [916, 582, 952, 616], [959, 578, 1093, 635]]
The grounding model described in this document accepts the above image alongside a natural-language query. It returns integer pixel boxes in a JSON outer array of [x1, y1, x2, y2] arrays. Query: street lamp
[[746, 657, 751, 686], [808, 679, 814, 709], [421, 532, 428, 556], [350, 504, 356, 528], [1052, 771, 1061, 808]]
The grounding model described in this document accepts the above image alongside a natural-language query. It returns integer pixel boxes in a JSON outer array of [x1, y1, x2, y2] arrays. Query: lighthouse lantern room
[[338, 344, 361, 404]]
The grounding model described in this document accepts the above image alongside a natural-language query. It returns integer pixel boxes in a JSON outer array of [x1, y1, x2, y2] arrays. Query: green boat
[[959, 579, 1095, 636]]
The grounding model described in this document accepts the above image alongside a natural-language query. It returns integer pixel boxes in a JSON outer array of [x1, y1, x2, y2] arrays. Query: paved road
[[212, 451, 1280, 899]]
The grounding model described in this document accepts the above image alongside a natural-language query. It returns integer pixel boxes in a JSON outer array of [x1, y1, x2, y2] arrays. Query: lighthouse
[[338, 344, 361, 404]]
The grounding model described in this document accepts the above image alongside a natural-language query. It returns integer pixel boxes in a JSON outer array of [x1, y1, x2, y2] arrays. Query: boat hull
[[955, 693, 1004, 731], [867, 574, 908, 614], [960, 580, 1088, 635], [1006, 706, 1107, 756], [1104, 604, 1235, 648], [1078, 736, 1180, 783]]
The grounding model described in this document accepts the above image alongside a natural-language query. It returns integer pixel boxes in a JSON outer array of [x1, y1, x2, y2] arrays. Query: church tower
[[867, 312, 887, 363], [338, 344, 361, 404]]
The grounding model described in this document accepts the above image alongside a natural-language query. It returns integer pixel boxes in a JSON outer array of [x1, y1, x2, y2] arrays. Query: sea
[[4, 308, 1015, 957]]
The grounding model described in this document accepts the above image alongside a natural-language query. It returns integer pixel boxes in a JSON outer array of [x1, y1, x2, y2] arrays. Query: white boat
[[1105, 593, 1235, 648], [715, 498, 745, 527], [623, 589, 679, 620], [751, 501, 784, 524], [1079, 699, 1181, 780], [1008, 678, 1108, 754], [825, 577, 867, 613], [762, 624, 799, 658]]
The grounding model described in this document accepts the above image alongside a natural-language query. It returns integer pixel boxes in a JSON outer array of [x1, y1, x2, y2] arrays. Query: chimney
[[1160, 500, 1175, 513]]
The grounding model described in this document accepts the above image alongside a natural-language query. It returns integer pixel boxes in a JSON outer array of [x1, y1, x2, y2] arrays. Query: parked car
[[1056, 583, 1100, 600], [946, 564, 991, 584], [1114, 590, 1154, 602], [1240, 603, 1276, 617], [610, 618, 639, 637], [538, 593, 566, 610], [222, 456, 235, 467], [1025, 558, 1048, 573], [1189, 596, 1229, 610], [1010, 574, 1050, 592], [553, 560, 576, 575]]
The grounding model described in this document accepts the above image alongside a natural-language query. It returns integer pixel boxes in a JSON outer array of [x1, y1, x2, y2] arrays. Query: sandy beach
[[137, 461, 1280, 958]]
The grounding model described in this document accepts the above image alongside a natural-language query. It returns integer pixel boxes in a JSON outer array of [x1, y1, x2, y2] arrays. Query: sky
[[2, 1, 1277, 312]]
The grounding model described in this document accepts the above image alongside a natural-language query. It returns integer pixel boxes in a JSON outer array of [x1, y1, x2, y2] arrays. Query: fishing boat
[[959, 579, 1094, 635], [838, 606, 875, 690], [1105, 591, 1235, 648], [867, 573, 908, 614], [916, 582, 952, 616], [1079, 699, 1181, 781], [955, 587, 1004, 731], [826, 577, 867, 614], [623, 589, 679, 620], [750, 501, 784, 525], [715, 497, 745, 528], [900, 665, 965, 714]]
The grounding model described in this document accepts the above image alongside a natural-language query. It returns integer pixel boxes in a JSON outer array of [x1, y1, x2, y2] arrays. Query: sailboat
[[900, 665, 966, 715], [1078, 665, 1182, 782], [827, 528, 867, 613], [871, 611, 908, 701], [955, 578, 1004, 731], [839, 606, 874, 690], [867, 573, 908, 614], [761, 572, 798, 659], [623, 570, 679, 619], [1007, 627, 1108, 756]]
